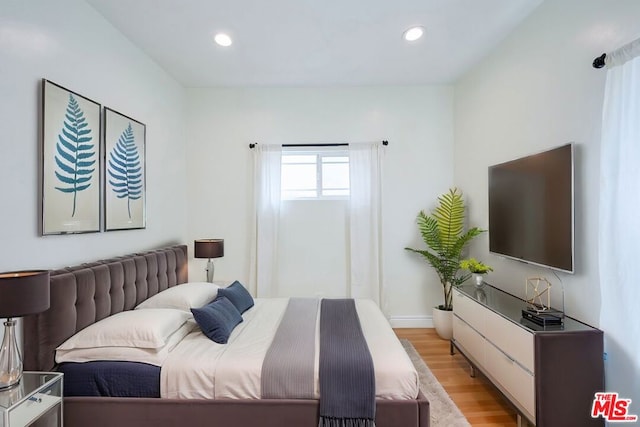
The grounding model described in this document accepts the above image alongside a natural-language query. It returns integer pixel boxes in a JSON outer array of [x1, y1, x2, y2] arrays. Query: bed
[[24, 245, 429, 427]]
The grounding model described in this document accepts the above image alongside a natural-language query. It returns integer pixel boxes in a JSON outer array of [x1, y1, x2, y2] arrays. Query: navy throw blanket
[[318, 299, 376, 427]]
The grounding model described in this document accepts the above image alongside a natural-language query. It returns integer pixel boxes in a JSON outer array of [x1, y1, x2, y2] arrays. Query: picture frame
[[103, 107, 146, 231], [41, 79, 101, 235]]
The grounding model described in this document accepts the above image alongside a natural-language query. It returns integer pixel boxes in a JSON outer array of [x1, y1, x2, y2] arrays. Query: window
[[281, 148, 350, 199]]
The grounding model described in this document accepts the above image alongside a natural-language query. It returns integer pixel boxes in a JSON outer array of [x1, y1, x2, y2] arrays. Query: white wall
[[454, 0, 640, 403], [0, 0, 188, 272], [186, 86, 454, 324]]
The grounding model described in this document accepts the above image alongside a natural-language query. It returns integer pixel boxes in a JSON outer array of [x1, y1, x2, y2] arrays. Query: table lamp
[[0, 270, 50, 389], [194, 239, 224, 282]]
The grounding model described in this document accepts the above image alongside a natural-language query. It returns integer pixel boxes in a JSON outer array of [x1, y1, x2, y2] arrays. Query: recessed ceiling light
[[403, 26, 424, 42], [214, 33, 232, 47]]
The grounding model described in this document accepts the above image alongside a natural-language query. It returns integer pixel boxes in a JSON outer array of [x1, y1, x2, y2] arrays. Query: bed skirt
[[63, 392, 430, 427]]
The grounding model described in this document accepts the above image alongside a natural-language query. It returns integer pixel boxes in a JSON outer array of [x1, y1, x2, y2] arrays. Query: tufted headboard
[[24, 245, 188, 371]]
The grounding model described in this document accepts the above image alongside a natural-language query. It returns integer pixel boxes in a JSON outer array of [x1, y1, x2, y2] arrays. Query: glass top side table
[[0, 372, 63, 427]]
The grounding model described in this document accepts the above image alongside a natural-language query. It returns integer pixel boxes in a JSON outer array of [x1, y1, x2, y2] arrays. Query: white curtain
[[250, 145, 282, 297], [348, 143, 385, 311], [599, 38, 640, 402]]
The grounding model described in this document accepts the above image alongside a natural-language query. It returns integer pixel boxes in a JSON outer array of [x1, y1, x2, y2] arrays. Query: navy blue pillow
[[191, 296, 243, 344], [217, 281, 254, 314]]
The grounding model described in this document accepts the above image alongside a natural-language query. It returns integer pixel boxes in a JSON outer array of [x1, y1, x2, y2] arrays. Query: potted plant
[[460, 258, 493, 287], [405, 188, 485, 339]]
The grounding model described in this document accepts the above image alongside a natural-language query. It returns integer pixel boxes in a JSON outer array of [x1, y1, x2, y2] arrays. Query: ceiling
[[86, 0, 543, 87]]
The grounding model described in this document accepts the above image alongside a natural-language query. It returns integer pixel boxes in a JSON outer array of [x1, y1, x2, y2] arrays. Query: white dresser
[[452, 284, 604, 427]]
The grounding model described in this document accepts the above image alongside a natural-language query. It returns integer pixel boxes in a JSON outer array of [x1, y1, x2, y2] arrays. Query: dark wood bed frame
[[24, 245, 429, 427]]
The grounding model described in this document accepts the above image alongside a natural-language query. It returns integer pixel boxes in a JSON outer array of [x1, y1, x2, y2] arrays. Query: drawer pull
[[28, 396, 42, 403], [489, 341, 517, 363]]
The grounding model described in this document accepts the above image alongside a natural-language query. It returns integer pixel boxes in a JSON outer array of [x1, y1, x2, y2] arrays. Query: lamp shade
[[194, 239, 224, 259], [0, 270, 50, 318]]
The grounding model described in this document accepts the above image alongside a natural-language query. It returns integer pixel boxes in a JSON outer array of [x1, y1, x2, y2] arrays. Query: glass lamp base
[[0, 319, 23, 390], [206, 260, 215, 283]]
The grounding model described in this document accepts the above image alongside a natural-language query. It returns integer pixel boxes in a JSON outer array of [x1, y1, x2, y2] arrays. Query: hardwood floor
[[395, 328, 518, 427]]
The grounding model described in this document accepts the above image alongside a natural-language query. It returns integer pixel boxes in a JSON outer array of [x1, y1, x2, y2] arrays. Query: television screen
[[488, 144, 574, 273]]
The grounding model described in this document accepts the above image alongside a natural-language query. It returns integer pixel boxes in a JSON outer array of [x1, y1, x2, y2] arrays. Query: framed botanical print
[[104, 107, 146, 230], [41, 79, 101, 235]]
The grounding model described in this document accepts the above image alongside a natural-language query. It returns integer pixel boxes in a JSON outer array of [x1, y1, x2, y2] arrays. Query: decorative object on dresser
[[522, 276, 564, 326], [405, 188, 485, 340], [194, 239, 224, 282], [41, 79, 101, 235], [459, 258, 493, 288], [451, 283, 604, 427], [104, 107, 146, 231], [0, 270, 50, 389], [524, 277, 554, 312]]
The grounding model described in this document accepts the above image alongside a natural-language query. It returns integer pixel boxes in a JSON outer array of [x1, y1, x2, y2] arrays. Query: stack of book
[[521, 308, 563, 326]]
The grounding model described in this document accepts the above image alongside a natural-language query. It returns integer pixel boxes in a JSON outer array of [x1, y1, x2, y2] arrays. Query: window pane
[[283, 189, 317, 199], [282, 155, 316, 164], [281, 150, 350, 199], [322, 189, 350, 196], [281, 163, 317, 190], [322, 156, 349, 164], [322, 163, 349, 190]]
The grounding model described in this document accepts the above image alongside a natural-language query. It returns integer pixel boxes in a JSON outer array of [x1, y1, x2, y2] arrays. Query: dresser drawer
[[453, 290, 485, 334], [483, 307, 534, 373], [453, 315, 484, 365], [484, 340, 535, 422]]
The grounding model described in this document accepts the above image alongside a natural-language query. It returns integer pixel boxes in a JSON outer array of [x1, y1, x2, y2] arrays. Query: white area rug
[[401, 339, 471, 427]]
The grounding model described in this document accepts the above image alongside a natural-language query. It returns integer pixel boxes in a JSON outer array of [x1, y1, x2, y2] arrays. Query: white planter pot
[[432, 307, 453, 340], [472, 273, 485, 287]]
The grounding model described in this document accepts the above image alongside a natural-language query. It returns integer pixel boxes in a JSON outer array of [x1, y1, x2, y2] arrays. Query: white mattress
[[161, 298, 419, 400]]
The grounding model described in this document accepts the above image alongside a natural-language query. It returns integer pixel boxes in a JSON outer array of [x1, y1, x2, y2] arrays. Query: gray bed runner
[[319, 299, 376, 427], [261, 298, 320, 399]]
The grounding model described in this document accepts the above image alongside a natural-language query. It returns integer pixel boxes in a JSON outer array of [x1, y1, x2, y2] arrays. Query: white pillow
[[56, 321, 195, 366], [57, 309, 190, 350], [135, 282, 220, 312]]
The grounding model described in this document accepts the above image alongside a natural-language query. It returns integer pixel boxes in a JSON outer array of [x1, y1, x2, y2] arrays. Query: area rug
[[401, 339, 471, 427]]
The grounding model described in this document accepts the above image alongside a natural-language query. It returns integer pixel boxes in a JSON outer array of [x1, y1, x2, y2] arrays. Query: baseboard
[[389, 315, 433, 328]]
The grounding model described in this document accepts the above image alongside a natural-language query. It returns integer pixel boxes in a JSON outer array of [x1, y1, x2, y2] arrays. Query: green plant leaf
[[405, 188, 486, 310]]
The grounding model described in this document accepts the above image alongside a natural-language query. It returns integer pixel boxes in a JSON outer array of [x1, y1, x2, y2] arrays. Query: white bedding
[[160, 298, 419, 400]]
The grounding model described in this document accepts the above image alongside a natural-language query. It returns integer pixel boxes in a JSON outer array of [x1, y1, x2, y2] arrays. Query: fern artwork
[[104, 108, 146, 230], [54, 94, 96, 216], [108, 124, 143, 218], [42, 80, 100, 235]]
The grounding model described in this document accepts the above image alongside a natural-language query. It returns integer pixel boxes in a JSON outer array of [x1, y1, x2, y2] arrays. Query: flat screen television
[[488, 143, 574, 273]]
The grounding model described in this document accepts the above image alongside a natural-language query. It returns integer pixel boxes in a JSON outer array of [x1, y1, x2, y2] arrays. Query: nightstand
[[0, 372, 63, 427]]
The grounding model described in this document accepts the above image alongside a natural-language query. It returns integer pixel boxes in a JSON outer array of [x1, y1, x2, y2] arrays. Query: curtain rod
[[593, 36, 640, 69], [249, 141, 388, 149], [592, 53, 606, 69]]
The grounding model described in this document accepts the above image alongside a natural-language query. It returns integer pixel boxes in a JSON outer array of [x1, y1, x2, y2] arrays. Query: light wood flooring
[[395, 328, 518, 427]]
